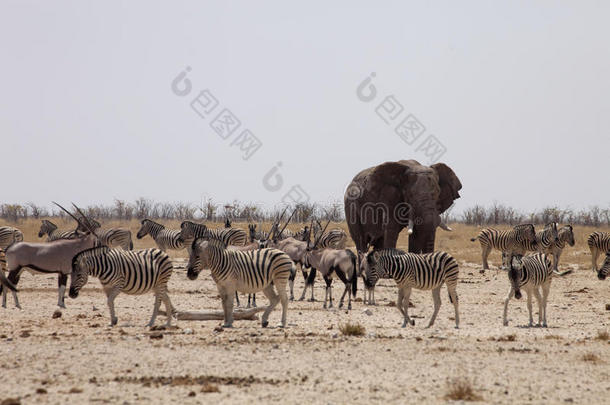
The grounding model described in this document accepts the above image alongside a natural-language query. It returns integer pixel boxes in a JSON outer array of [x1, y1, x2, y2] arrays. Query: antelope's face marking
[[136, 220, 148, 239]]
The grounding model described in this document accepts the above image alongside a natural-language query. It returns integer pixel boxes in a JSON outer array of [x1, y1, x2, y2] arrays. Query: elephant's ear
[[367, 161, 410, 192], [431, 163, 462, 213]]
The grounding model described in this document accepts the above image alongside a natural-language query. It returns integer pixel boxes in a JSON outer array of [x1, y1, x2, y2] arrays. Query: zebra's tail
[[347, 249, 357, 296]]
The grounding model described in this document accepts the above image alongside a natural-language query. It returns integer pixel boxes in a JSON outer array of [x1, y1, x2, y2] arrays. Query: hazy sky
[[2, 1, 609, 214]]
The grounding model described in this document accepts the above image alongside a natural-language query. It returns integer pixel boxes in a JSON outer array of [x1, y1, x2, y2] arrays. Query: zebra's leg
[[371, 287, 376, 306], [1, 285, 6, 308], [57, 274, 68, 308], [481, 245, 491, 272], [261, 284, 280, 328], [526, 288, 534, 327], [224, 289, 235, 328], [104, 286, 121, 326], [161, 291, 175, 326], [503, 288, 515, 326], [235, 291, 241, 308], [541, 283, 550, 327], [402, 287, 414, 327], [553, 249, 563, 273], [396, 288, 405, 318], [447, 284, 460, 329], [533, 287, 544, 327], [426, 287, 442, 328], [276, 282, 289, 328], [591, 247, 599, 272], [147, 293, 163, 328]]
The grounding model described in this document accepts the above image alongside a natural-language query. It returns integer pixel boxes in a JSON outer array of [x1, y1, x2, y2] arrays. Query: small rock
[[331, 333, 338, 339], [36, 388, 47, 394], [272, 344, 279, 349], [213, 326, 224, 332], [367, 332, 377, 338], [184, 328, 193, 335], [52, 310, 62, 319], [92, 306, 99, 311], [69, 387, 83, 394], [19, 330, 31, 338], [362, 308, 373, 316], [605, 304, 610, 311], [188, 391, 196, 397]]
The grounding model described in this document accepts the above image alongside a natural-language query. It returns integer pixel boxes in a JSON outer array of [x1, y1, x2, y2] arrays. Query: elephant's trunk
[[408, 198, 440, 254]]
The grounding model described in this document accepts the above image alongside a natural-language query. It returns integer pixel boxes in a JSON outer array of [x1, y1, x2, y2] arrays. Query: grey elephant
[[344, 159, 462, 254]]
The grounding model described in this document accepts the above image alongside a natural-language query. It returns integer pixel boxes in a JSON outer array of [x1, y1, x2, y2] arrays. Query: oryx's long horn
[[52, 201, 85, 228], [71, 203, 102, 241], [277, 208, 297, 239], [271, 206, 288, 240], [312, 217, 331, 249], [307, 219, 314, 249]]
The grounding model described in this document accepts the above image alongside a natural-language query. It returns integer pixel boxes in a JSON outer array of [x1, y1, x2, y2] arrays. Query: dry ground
[[1, 219, 609, 404]]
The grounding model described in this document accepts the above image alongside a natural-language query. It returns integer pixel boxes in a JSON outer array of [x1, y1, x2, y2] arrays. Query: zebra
[[597, 252, 610, 280], [501, 222, 558, 269], [470, 224, 537, 271], [187, 238, 293, 328], [38, 220, 81, 241], [315, 228, 348, 249], [248, 224, 270, 242], [0, 226, 24, 251], [543, 225, 575, 273], [503, 253, 553, 327], [358, 249, 406, 305], [76, 218, 133, 250], [180, 221, 247, 252], [136, 219, 184, 251], [69, 246, 175, 327], [587, 231, 610, 272], [361, 248, 459, 328]]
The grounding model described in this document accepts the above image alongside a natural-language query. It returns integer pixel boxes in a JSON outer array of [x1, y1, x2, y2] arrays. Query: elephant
[[344, 159, 462, 254]]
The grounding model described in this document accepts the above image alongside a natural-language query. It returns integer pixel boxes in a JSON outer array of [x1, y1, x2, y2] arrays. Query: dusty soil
[[1, 256, 609, 404]]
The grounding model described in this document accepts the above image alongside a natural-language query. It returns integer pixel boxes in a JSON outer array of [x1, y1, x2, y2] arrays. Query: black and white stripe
[[0, 226, 23, 250], [362, 249, 459, 328], [503, 253, 553, 327], [588, 231, 610, 272], [38, 220, 80, 241], [470, 224, 538, 271], [69, 247, 174, 327], [597, 252, 610, 280], [520, 223, 559, 252], [180, 221, 247, 251], [187, 238, 293, 328], [136, 219, 184, 251], [544, 225, 575, 272], [77, 219, 133, 250], [315, 229, 348, 249]]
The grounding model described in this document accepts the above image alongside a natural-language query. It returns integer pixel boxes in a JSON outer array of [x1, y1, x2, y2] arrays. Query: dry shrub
[[339, 322, 365, 336], [544, 335, 562, 340], [497, 334, 516, 342], [595, 330, 609, 341], [582, 353, 601, 363], [444, 377, 483, 401]]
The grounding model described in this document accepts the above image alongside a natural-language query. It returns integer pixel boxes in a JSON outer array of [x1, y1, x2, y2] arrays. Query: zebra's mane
[[72, 245, 111, 267]]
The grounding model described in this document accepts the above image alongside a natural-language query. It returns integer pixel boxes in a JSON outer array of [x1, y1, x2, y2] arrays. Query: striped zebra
[[187, 238, 293, 328], [597, 252, 610, 280], [69, 246, 175, 327], [248, 224, 270, 242], [587, 231, 610, 272], [0, 226, 23, 250], [136, 219, 184, 251], [38, 220, 81, 241], [503, 253, 553, 327], [470, 224, 537, 271], [315, 229, 348, 249], [358, 248, 406, 305], [501, 222, 559, 268], [544, 225, 575, 273], [180, 221, 247, 251], [361, 249, 459, 328], [77, 218, 133, 250]]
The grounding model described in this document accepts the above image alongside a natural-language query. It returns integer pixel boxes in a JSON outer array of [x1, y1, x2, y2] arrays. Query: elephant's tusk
[[439, 222, 453, 231], [407, 219, 414, 235]]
